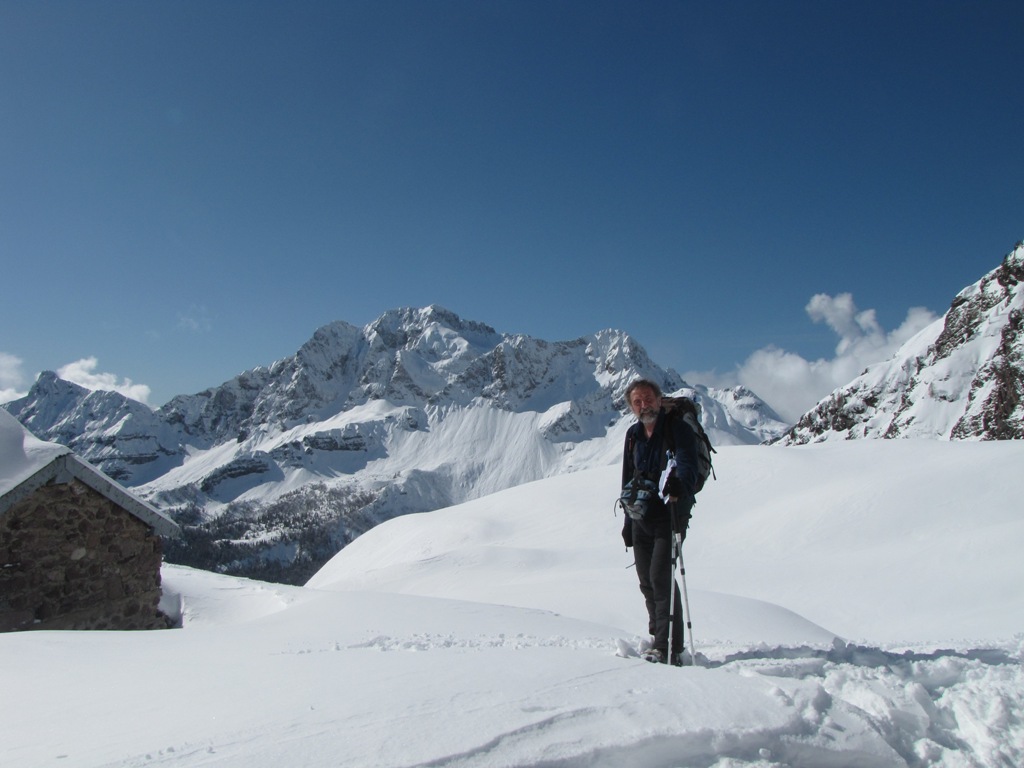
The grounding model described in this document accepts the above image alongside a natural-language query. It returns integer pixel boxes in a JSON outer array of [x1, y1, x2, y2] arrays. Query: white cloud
[[689, 294, 938, 424], [0, 352, 28, 404], [56, 357, 152, 405]]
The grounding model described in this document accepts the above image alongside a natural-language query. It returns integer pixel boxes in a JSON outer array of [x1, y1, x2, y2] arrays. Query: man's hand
[[662, 473, 683, 500]]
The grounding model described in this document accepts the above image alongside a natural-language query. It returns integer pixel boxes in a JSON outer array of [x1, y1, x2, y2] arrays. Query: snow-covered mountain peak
[[779, 242, 1024, 443], [366, 304, 500, 352]]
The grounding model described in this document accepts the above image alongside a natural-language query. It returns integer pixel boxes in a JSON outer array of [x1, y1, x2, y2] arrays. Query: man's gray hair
[[625, 378, 663, 402]]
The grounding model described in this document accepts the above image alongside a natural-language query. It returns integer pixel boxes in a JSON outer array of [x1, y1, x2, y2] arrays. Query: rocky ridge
[[779, 243, 1024, 444]]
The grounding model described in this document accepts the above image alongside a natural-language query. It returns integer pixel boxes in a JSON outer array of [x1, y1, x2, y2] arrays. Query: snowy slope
[[310, 440, 1023, 644], [2, 440, 1021, 768], [781, 243, 1024, 443]]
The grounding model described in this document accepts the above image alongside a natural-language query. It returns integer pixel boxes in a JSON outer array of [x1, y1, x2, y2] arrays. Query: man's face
[[629, 386, 660, 425]]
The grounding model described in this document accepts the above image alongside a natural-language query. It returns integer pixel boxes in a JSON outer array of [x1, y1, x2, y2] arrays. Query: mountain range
[[5, 242, 1022, 582], [4, 307, 787, 583]]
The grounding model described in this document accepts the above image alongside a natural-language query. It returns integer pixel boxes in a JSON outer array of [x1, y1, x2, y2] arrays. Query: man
[[620, 378, 700, 665]]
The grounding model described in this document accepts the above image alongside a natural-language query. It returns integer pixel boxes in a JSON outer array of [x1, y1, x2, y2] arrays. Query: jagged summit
[[367, 304, 500, 346], [779, 243, 1024, 444]]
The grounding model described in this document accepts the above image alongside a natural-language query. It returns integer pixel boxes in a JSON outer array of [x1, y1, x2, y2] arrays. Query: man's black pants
[[631, 508, 689, 655]]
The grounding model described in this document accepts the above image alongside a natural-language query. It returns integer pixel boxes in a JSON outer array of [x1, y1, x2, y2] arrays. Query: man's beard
[[638, 408, 658, 426]]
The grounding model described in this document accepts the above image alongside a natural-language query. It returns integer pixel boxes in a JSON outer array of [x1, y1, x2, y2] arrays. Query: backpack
[[661, 396, 717, 494]]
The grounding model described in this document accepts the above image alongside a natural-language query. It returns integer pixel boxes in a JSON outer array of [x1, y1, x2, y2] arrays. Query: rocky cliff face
[[779, 244, 1024, 444], [5, 305, 788, 583]]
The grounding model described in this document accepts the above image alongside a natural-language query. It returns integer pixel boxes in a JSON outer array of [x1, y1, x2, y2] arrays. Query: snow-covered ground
[[2, 440, 1022, 767]]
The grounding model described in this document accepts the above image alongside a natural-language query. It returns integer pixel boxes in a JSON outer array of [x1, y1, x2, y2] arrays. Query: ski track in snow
[[92, 630, 1023, 768], [325, 633, 1022, 768], [705, 642, 1024, 768]]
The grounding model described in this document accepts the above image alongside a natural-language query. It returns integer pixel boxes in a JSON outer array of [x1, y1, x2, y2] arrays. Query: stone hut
[[0, 409, 180, 632]]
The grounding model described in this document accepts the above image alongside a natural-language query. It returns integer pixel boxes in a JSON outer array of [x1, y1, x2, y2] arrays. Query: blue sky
[[2, 1, 1022, 421]]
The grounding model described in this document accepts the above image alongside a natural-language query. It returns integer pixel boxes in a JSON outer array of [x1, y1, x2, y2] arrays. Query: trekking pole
[[666, 499, 686, 665], [666, 522, 678, 665], [676, 537, 696, 663]]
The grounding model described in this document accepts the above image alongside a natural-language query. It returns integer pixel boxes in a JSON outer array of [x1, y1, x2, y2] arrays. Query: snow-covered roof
[[0, 409, 180, 538]]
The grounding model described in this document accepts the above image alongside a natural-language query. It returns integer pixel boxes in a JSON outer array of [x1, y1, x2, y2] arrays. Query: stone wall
[[0, 479, 172, 632]]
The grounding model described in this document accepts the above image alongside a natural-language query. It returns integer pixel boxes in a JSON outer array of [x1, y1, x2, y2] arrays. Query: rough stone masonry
[[0, 478, 171, 632]]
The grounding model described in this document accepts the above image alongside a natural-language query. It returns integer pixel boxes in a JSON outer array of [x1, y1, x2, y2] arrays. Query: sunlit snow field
[[3, 440, 1022, 767]]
